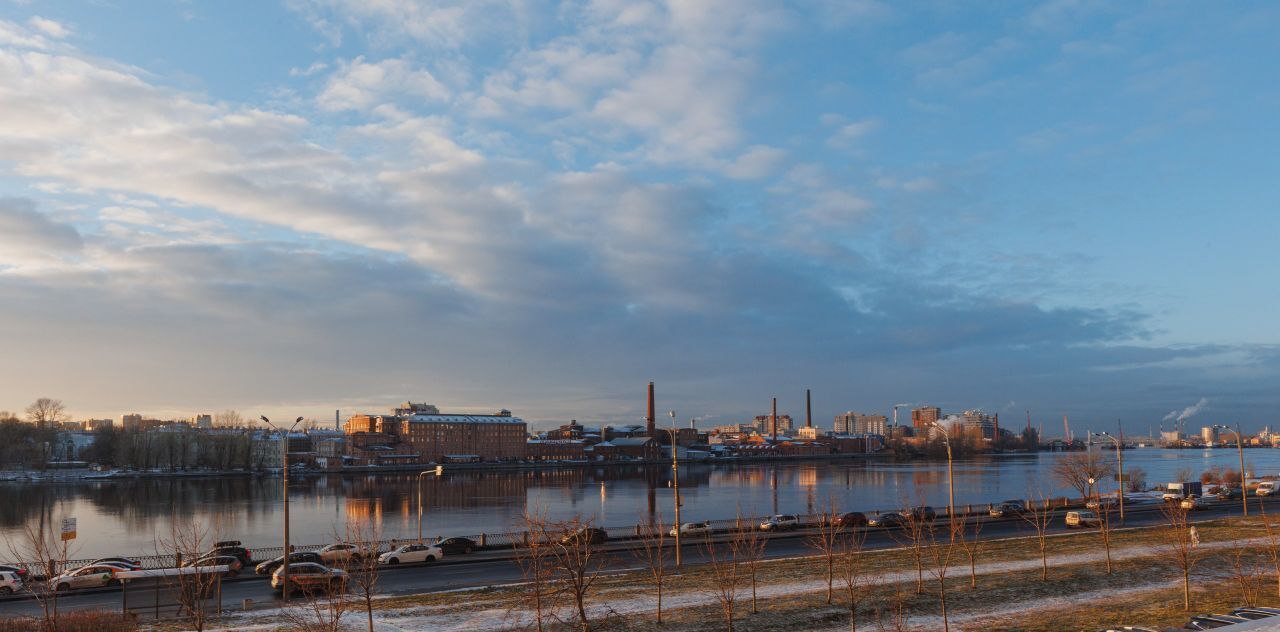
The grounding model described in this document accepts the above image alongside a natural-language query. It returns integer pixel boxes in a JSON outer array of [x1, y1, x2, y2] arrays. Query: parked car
[[559, 527, 608, 546], [270, 563, 346, 595], [1185, 613, 1250, 629], [317, 543, 367, 564], [868, 512, 906, 528], [255, 551, 324, 576], [834, 512, 868, 528], [0, 571, 23, 596], [437, 537, 479, 555], [1210, 487, 1243, 500], [88, 558, 141, 571], [1231, 607, 1280, 620], [910, 506, 937, 522], [204, 540, 252, 565], [989, 501, 1028, 518], [1065, 510, 1101, 528], [1085, 497, 1118, 511], [1257, 481, 1278, 497], [0, 565, 29, 581], [669, 522, 712, 537], [49, 564, 124, 591], [378, 543, 443, 565], [184, 555, 243, 576], [759, 515, 800, 531], [1180, 495, 1210, 511]]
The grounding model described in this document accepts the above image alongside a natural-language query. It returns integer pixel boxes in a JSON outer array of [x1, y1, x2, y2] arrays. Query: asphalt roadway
[[0, 496, 1265, 621]]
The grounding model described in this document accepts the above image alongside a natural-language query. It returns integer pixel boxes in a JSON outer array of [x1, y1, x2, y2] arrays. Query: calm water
[[2, 448, 1275, 560]]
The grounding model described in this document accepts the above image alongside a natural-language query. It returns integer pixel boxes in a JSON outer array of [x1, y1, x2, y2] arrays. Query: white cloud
[[826, 119, 879, 149], [722, 145, 787, 180], [26, 16, 69, 39], [317, 57, 450, 111]]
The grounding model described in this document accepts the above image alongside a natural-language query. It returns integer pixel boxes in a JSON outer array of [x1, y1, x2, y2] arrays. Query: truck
[[1163, 481, 1203, 501]]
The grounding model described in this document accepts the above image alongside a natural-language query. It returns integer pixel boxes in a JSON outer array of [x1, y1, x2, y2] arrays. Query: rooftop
[[406, 413, 525, 425]]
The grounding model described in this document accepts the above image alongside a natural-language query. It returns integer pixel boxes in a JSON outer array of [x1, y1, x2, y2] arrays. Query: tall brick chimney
[[771, 397, 778, 443], [646, 381, 655, 437], [805, 389, 812, 428]]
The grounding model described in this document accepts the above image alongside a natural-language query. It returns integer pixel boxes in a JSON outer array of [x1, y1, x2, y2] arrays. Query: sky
[[0, 1, 1277, 434]]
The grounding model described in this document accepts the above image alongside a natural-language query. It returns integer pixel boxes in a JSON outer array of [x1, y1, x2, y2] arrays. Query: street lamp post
[[667, 411, 682, 568], [1215, 424, 1248, 517], [929, 421, 955, 525], [260, 415, 303, 602], [1095, 431, 1125, 523], [417, 465, 444, 544]]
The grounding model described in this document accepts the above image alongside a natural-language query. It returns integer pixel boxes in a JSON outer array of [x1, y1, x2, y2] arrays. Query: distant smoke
[[1163, 397, 1209, 423]]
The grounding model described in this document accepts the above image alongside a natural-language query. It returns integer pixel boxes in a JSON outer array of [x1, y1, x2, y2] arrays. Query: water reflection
[[3, 449, 1279, 559]]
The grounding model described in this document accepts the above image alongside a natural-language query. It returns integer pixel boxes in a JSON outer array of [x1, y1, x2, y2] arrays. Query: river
[[1, 447, 1273, 560]]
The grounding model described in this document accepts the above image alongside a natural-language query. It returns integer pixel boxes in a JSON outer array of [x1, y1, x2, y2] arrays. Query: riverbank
[[0, 451, 896, 483], [141, 515, 1280, 631]]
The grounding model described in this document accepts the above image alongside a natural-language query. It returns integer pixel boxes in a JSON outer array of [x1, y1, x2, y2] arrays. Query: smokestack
[[646, 381, 655, 437], [771, 397, 778, 443], [805, 389, 812, 428], [335, 409, 340, 431], [1063, 413, 1071, 443]]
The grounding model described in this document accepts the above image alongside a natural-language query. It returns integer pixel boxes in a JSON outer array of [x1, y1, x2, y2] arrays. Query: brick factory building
[[345, 405, 527, 464]]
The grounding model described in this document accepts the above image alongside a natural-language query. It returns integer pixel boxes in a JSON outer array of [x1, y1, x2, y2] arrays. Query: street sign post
[[61, 517, 76, 541]]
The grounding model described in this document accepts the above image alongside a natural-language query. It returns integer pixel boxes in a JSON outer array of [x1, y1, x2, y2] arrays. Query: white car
[[669, 521, 712, 537], [1180, 495, 1210, 511], [0, 570, 23, 596], [49, 564, 124, 591], [759, 515, 800, 531], [377, 543, 443, 565], [1258, 482, 1278, 497], [317, 543, 367, 564]]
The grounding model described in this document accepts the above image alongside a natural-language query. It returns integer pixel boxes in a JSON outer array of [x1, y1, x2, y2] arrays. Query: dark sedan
[[834, 512, 868, 528], [868, 512, 906, 528], [254, 551, 324, 576], [437, 537, 479, 555], [560, 528, 608, 546]]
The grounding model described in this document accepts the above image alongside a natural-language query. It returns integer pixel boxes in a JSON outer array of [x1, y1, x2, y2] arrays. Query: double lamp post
[[260, 415, 304, 602]]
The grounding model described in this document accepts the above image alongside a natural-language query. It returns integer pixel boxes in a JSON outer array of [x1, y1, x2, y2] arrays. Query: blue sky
[[0, 1, 1277, 433]]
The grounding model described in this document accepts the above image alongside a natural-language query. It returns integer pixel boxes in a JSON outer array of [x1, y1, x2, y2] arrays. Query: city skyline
[[1, 3, 1278, 429]]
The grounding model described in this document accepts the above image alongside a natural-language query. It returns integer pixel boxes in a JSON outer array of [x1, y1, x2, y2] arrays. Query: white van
[[1257, 481, 1277, 497]]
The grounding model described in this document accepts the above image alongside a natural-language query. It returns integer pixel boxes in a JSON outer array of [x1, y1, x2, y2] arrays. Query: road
[[0, 496, 1260, 621]]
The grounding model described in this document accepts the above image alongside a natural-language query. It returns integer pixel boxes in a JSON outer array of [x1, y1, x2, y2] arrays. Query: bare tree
[[928, 518, 958, 632], [549, 517, 605, 632], [808, 499, 843, 604], [156, 519, 223, 632], [1051, 451, 1116, 499], [4, 521, 69, 629], [702, 526, 742, 632], [1125, 466, 1148, 492], [1021, 495, 1054, 581], [1096, 493, 1115, 575], [953, 511, 983, 588], [835, 525, 869, 631], [213, 410, 244, 428], [1161, 500, 1200, 610], [1257, 500, 1280, 598], [1229, 539, 1262, 607], [25, 398, 68, 428], [736, 513, 767, 615], [873, 582, 912, 632], [341, 520, 382, 632], [513, 509, 556, 632], [890, 506, 929, 594], [280, 574, 350, 632], [632, 517, 670, 624]]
